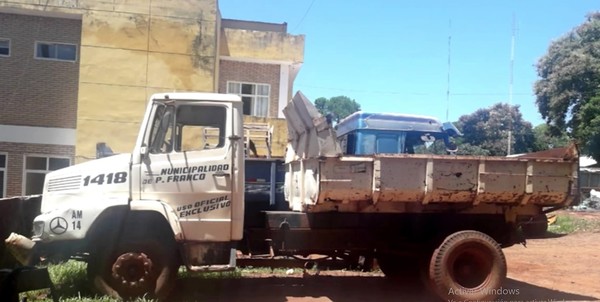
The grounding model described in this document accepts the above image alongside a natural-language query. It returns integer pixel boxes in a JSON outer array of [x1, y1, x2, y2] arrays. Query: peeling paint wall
[[0, 0, 219, 162], [220, 27, 304, 63]]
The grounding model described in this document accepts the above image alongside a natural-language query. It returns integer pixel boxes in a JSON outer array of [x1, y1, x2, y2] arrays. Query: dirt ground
[[503, 211, 600, 302], [170, 211, 600, 302]]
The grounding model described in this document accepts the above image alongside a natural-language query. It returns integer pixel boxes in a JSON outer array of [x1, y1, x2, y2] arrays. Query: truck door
[[139, 102, 233, 242]]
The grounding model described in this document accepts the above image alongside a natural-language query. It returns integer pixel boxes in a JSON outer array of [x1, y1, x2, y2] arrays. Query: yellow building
[[0, 0, 303, 196]]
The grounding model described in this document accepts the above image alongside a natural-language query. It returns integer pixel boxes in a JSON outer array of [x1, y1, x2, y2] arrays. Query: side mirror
[[445, 141, 458, 153], [443, 137, 458, 154]]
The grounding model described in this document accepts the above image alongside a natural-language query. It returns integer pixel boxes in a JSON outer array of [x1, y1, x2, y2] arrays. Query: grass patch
[[177, 267, 242, 279], [20, 262, 297, 301], [548, 214, 600, 234], [19, 260, 152, 302], [177, 266, 304, 279]]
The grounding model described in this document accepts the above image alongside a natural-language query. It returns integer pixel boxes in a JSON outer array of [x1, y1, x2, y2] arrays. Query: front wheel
[[429, 230, 507, 302], [87, 240, 179, 300]]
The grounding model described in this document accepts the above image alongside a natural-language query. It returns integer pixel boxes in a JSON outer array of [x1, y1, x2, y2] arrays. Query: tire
[[521, 214, 548, 238], [87, 239, 179, 300], [429, 230, 507, 302]]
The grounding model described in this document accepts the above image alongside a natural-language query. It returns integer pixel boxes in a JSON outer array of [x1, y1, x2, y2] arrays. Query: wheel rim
[[111, 252, 155, 291], [448, 244, 493, 289]]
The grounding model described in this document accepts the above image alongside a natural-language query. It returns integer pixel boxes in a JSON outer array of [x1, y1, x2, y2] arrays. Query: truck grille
[[47, 175, 81, 192]]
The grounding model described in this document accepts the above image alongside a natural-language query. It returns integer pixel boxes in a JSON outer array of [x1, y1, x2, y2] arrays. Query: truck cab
[[335, 112, 461, 155], [31, 93, 245, 299]]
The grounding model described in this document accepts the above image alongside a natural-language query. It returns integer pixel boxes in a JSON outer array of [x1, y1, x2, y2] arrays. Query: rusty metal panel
[[426, 158, 479, 203], [377, 157, 428, 202], [475, 160, 528, 204], [527, 161, 574, 205], [317, 157, 373, 203], [287, 149, 578, 212]]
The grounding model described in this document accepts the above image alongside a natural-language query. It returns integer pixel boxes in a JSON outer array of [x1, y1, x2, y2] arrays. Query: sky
[[219, 1, 599, 126]]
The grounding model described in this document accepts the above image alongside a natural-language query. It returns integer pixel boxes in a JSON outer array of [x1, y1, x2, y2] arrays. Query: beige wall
[[0, 0, 219, 161], [220, 27, 304, 63]]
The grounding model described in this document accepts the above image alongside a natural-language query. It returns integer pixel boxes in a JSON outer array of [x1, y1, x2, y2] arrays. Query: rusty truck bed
[[285, 151, 578, 213]]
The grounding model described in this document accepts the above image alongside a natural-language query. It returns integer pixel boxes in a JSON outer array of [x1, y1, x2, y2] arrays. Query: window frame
[[226, 81, 271, 117], [22, 154, 71, 195], [175, 104, 228, 152], [34, 41, 78, 62], [0, 152, 7, 198], [147, 103, 229, 155], [0, 38, 10, 57]]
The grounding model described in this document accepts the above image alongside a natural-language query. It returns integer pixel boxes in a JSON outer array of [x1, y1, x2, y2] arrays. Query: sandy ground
[[170, 211, 600, 302]]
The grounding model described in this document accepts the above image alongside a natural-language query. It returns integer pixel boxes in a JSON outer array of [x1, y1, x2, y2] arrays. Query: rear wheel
[[429, 230, 507, 301]]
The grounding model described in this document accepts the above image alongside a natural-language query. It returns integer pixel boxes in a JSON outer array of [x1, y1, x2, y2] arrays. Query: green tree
[[574, 96, 600, 159], [534, 12, 600, 160], [532, 124, 570, 151], [314, 96, 361, 122], [455, 143, 491, 156], [456, 103, 535, 156]]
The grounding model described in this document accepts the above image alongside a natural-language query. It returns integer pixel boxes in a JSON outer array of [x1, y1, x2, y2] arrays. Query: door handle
[[214, 171, 230, 177]]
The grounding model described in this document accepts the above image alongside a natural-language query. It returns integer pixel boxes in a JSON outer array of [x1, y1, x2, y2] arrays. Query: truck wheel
[[521, 214, 548, 238], [429, 230, 506, 302], [88, 239, 178, 300]]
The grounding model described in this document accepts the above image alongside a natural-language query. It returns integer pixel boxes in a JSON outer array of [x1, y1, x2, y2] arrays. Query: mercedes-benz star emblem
[[49, 217, 68, 235]]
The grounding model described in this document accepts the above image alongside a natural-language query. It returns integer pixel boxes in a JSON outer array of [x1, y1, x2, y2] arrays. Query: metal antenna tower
[[507, 14, 516, 155], [446, 20, 452, 121]]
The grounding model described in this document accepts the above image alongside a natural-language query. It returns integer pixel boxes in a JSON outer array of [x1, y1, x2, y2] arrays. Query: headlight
[[33, 221, 44, 238]]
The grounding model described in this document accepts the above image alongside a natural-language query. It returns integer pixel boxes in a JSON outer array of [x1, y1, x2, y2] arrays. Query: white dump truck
[[12, 92, 578, 301]]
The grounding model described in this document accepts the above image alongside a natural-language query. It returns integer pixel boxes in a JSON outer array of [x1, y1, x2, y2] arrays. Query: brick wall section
[[218, 60, 280, 118], [0, 142, 74, 197], [0, 12, 80, 129]]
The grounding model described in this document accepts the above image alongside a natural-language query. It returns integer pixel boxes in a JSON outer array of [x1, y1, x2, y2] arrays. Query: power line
[[296, 84, 531, 96], [293, 0, 316, 32]]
